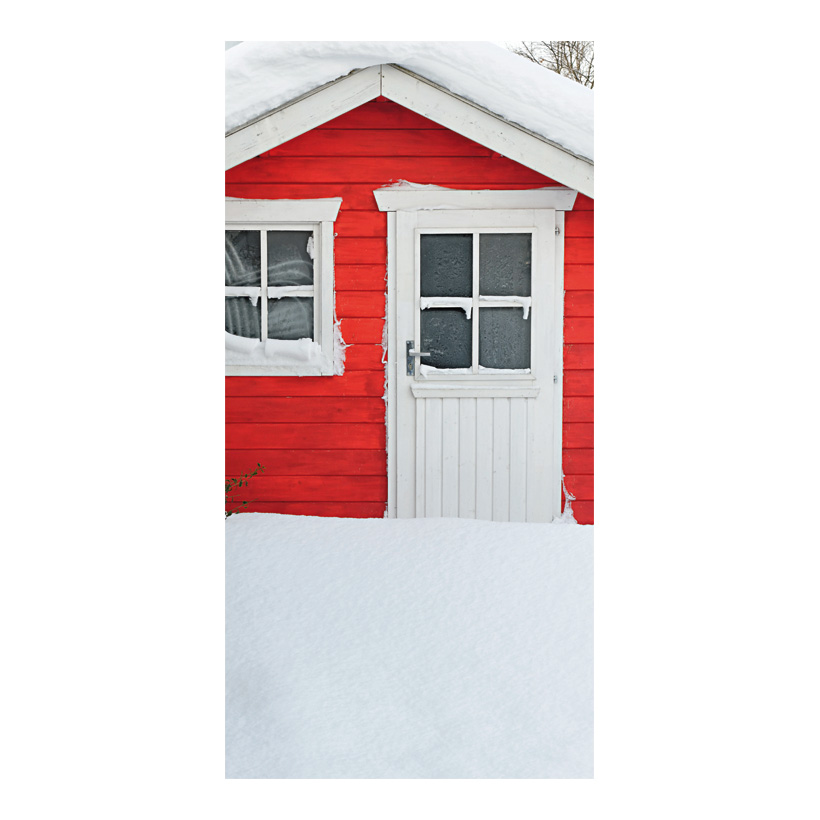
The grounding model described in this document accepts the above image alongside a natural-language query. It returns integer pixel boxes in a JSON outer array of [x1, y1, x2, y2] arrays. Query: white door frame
[[377, 186, 575, 521]]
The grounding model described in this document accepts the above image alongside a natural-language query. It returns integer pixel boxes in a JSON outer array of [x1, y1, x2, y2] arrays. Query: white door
[[392, 208, 563, 522]]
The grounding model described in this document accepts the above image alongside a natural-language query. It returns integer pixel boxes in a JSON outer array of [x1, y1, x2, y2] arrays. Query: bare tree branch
[[510, 41, 594, 89]]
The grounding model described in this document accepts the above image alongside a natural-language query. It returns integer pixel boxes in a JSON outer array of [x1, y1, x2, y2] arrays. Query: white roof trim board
[[225, 42, 594, 197]]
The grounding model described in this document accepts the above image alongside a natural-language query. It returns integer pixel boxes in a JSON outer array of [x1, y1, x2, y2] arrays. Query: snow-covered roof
[[225, 41, 593, 164]]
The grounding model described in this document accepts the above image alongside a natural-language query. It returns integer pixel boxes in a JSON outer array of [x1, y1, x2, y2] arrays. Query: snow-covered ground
[[226, 513, 593, 779]]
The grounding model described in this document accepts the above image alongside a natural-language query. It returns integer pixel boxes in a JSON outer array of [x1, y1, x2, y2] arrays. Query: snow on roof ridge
[[225, 41, 593, 163]]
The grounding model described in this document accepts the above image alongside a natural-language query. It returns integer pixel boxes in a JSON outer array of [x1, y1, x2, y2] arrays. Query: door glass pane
[[225, 297, 260, 339], [479, 307, 531, 369], [420, 308, 472, 369], [225, 230, 261, 286], [267, 297, 314, 340], [420, 234, 472, 297], [267, 230, 314, 286], [479, 233, 532, 296]]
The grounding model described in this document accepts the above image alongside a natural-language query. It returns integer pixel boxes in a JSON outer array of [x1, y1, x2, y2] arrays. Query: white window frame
[[225, 198, 341, 376]]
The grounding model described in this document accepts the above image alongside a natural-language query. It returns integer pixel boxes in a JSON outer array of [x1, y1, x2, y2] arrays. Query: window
[[417, 230, 534, 375], [225, 198, 341, 376]]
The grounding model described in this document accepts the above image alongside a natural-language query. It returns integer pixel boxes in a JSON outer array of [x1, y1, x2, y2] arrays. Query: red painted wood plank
[[563, 397, 594, 423], [563, 474, 593, 500], [335, 265, 387, 291], [565, 265, 594, 290], [226, 449, 386, 477], [563, 422, 594, 449], [564, 344, 594, 370], [226, 156, 555, 185], [563, 369, 594, 396], [564, 238, 594, 265], [562, 448, 593, 474], [226, 397, 385, 424], [564, 291, 594, 317], [318, 101, 446, 130], [340, 318, 384, 344], [229, 475, 388, 502], [233, 501, 386, 518], [226, 423, 385, 449], [564, 211, 594, 237], [564, 317, 594, 343], [335, 238, 385, 265], [572, 194, 594, 211], [335, 210, 386, 238], [343, 345, 386, 371], [570, 500, 593, 524], [226, 372, 384, 397], [336, 291, 385, 318], [265, 129, 492, 158]]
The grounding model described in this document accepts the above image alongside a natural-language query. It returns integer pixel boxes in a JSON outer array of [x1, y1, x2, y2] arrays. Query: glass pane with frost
[[226, 297, 261, 339], [420, 308, 472, 369], [479, 307, 531, 369], [420, 234, 472, 297], [225, 230, 261, 286], [479, 233, 532, 296], [268, 297, 314, 340], [267, 231, 314, 286]]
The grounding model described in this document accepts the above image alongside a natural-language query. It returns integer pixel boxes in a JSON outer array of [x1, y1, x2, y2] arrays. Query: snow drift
[[226, 513, 593, 778]]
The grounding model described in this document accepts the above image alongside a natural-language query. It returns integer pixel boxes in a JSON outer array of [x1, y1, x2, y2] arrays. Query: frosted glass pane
[[420, 234, 472, 297], [267, 231, 314, 286], [420, 309, 472, 369], [479, 308, 531, 369], [225, 230, 261, 286], [268, 297, 314, 340], [479, 233, 532, 296], [226, 297, 260, 339]]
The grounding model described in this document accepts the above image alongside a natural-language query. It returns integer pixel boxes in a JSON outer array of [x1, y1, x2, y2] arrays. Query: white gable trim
[[225, 66, 382, 171], [226, 64, 594, 198], [373, 184, 577, 212], [380, 65, 593, 198]]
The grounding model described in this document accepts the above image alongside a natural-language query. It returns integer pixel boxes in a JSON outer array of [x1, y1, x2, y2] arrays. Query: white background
[[3, 9, 818, 820]]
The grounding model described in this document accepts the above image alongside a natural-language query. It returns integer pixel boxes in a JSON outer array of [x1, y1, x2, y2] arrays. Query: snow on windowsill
[[225, 332, 322, 366]]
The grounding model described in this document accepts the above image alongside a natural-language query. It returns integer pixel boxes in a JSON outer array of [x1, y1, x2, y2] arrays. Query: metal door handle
[[406, 340, 430, 375]]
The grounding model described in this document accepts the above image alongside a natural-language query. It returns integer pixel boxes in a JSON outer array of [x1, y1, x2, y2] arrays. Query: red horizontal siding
[[570, 501, 594, 522], [562, 448, 593, 474], [226, 449, 386, 476], [266, 128, 493, 157], [318, 102, 446, 130], [226, 372, 384, 397], [563, 370, 594, 397], [564, 344, 594, 370], [226, 397, 385, 424], [563, 397, 594, 423], [563, 423, 594, 449], [227, 99, 592, 522], [565, 265, 593, 290], [343, 345, 385, 371], [564, 474, 593, 501], [234, 502, 387, 518], [564, 318, 594, 344], [564, 291, 594, 317], [229, 475, 387, 503], [226, 156, 553, 185], [336, 291, 385, 318], [227, 423, 385, 450]]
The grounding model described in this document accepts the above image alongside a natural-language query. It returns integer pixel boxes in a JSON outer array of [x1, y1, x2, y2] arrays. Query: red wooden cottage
[[225, 42, 594, 523]]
